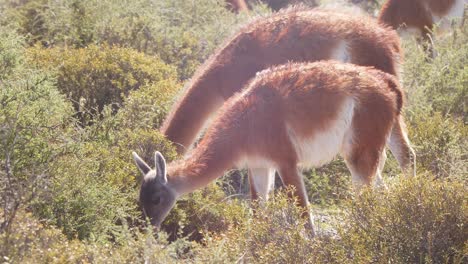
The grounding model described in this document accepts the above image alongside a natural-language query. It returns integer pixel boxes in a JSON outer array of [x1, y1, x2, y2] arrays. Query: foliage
[[402, 23, 468, 179], [26, 45, 179, 124], [95, 0, 248, 79], [117, 80, 181, 130], [0, 27, 73, 234], [0, 0, 466, 262], [408, 112, 467, 179], [161, 183, 248, 242], [32, 126, 178, 241], [304, 159, 351, 205], [330, 177, 467, 264], [403, 23, 468, 121], [193, 188, 317, 264], [2, 0, 252, 79], [0, 210, 196, 263]]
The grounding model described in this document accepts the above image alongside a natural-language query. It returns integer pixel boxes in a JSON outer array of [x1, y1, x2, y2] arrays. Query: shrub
[[33, 127, 178, 241], [0, 25, 24, 79], [161, 183, 248, 242], [3, 0, 255, 79], [26, 45, 178, 123], [192, 189, 314, 264], [1, 0, 97, 47], [401, 22, 467, 179], [0, 209, 195, 263], [94, 0, 251, 79], [117, 80, 181, 130], [403, 23, 467, 121], [325, 177, 467, 263], [0, 27, 74, 235], [408, 112, 467, 179], [303, 158, 351, 205]]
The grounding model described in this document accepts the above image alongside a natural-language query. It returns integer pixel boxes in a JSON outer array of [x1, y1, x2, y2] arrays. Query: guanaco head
[[132, 151, 176, 232]]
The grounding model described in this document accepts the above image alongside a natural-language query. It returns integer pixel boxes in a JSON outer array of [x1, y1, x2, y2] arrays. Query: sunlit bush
[[33, 127, 178, 241], [3, 0, 254, 79], [329, 177, 467, 263], [408, 112, 467, 179], [161, 183, 248, 242], [304, 159, 352, 205], [403, 23, 467, 120], [0, 27, 73, 237], [0, 209, 195, 263], [192, 189, 317, 264], [26, 45, 178, 123], [117, 80, 181, 130], [402, 23, 468, 179]]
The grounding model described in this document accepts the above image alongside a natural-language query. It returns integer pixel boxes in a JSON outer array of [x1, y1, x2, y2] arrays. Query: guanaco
[[379, 0, 466, 40], [160, 8, 407, 202], [134, 61, 416, 235], [162, 8, 402, 156]]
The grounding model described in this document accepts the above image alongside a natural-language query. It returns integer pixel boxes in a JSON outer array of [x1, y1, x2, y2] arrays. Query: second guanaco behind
[[133, 61, 416, 236], [162, 8, 402, 156], [378, 0, 466, 40]]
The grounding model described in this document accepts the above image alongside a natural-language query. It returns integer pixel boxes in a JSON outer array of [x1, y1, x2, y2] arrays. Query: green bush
[[117, 80, 181, 130], [408, 112, 467, 179], [193, 178, 467, 264], [401, 22, 468, 179], [0, 27, 74, 236], [3, 0, 255, 79], [161, 183, 248, 242], [328, 177, 467, 263], [304, 159, 351, 205], [0, 209, 195, 263], [26, 45, 178, 123], [192, 189, 316, 264], [0, 26, 24, 78], [95, 0, 247, 79], [403, 23, 467, 121], [1, 0, 97, 47], [33, 127, 178, 241]]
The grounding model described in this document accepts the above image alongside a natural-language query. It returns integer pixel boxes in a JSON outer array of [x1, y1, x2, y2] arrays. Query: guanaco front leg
[[248, 168, 276, 201]]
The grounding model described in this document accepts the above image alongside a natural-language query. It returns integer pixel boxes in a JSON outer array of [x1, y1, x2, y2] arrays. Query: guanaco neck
[[166, 125, 242, 196], [160, 74, 223, 155]]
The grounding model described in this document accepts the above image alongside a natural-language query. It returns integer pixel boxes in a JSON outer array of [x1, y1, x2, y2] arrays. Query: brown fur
[[378, 0, 461, 39], [166, 62, 411, 232], [226, 0, 249, 13], [161, 7, 401, 154]]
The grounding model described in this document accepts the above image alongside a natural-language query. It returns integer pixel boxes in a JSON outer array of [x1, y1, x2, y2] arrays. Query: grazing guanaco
[[162, 8, 402, 156], [379, 0, 466, 40], [159, 8, 410, 202], [134, 61, 416, 235]]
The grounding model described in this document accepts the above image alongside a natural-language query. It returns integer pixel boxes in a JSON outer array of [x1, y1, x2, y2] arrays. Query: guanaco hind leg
[[374, 150, 387, 188], [344, 146, 384, 191], [388, 117, 416, 177]]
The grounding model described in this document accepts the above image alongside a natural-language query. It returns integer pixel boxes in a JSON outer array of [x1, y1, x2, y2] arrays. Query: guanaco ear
[[154, 151, 167, 184], [132, 152, 151, 175]]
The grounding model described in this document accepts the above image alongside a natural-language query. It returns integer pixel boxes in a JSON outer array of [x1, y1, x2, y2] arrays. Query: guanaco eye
[[152, 197, 161, 204]]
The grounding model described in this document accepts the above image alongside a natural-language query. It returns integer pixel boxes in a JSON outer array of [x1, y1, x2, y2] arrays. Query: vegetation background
[[0, 0, 466, 263]]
